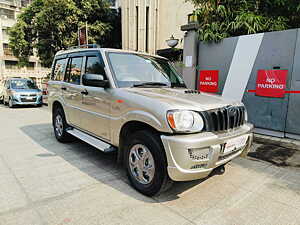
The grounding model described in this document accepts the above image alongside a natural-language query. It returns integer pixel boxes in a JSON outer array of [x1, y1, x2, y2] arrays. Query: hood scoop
[[184, 90, 201, 94]]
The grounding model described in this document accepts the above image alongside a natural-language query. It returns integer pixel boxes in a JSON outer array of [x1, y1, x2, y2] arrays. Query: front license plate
[[26, 97, 34, 100], [224, 134, 249, 154]]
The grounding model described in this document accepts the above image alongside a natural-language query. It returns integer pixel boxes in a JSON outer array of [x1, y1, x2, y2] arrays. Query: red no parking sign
[[198, 70, 219, 93], [256, 70, 288, 98]]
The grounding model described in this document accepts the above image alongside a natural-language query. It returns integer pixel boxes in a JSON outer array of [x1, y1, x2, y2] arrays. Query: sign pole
[[86, 22, 88, 45], [78, 23, 88, 46]]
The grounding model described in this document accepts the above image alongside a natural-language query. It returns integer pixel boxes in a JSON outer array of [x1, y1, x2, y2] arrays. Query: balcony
[[3, 47, 13, 56], [1, 67, 51, 79]]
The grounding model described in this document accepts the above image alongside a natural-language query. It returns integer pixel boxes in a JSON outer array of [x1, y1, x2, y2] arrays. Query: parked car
[[48, 46, 253, 196], [0, 80, 4, 104], [3, 78, 43, 108], [41, 78, 49, 105]]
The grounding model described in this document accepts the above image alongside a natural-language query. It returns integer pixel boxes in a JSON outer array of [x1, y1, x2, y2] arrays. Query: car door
[[80, 52, 111, 141], [3, 80, 10, 103], [62, 54, 86, 128]]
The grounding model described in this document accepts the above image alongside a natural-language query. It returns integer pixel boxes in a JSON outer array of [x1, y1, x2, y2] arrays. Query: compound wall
[[184, 28, 300, 138]]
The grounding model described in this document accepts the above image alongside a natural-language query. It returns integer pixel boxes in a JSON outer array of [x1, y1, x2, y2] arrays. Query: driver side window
[[85, 56, 106, 78]]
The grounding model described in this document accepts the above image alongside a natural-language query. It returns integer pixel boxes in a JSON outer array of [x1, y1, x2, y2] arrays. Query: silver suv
[[48, 46, 253, 196]]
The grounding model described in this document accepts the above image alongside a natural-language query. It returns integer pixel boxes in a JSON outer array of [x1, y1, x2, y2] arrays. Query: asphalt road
[[0, 105, 299, 225]]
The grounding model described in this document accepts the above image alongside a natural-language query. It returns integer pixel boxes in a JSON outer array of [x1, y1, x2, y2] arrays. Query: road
[[0, 105, 299, 225]]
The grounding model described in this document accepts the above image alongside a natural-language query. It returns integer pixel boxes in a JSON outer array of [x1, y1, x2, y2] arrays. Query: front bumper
[[161, 123, 253, 181], [11, 95, 43, 106]]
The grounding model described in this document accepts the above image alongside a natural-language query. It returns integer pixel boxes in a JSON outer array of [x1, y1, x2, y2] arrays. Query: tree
[[9, 0, 121, 67], [187, 0, 300, 42]]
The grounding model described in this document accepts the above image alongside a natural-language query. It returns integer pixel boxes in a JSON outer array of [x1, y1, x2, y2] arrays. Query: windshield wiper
[[133, 82, 169, 88]]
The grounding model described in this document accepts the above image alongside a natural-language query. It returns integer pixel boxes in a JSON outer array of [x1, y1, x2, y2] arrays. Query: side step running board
[[67, 128, 116, 153]]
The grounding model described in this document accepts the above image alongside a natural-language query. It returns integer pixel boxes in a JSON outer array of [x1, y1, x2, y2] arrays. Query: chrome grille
[[21, 98, 37, 102], [201, 106, 246, 132]]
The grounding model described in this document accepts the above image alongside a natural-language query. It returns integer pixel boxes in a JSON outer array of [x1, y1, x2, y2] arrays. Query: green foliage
[[187, 0, 300, 42], [9, 0, 121, 67]]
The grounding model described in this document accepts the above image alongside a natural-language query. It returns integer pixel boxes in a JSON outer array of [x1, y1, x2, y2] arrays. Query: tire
[[52, 107, 74, 143], [8, 98, 14, 108], [0, 97, 3, 104], [125, 130, 172, 196]]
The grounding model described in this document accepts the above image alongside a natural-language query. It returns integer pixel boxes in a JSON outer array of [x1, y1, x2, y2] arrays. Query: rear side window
[[85, 56, 106, 76], [52, 58, 67, 81], [65, 57, 83, 85]]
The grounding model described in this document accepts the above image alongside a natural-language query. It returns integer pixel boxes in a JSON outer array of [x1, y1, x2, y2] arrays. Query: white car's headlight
[[11, 91, 19, 97], [167, 110, 204, 133], [37, 92, 43, 96]]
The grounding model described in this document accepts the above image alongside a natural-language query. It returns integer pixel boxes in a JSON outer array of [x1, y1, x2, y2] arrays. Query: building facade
[[0, 0, 49, 86], [121, 0, 194, 55]]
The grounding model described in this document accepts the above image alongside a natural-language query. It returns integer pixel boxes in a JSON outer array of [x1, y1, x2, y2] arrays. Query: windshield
[[10, 80, 37, 89], [108, 52, 186, 88]]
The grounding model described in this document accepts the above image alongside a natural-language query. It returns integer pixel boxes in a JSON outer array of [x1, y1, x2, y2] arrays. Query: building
[[121, 0, 194, 55], [0, 0, 49, 86], [109, 0, 121, 10]]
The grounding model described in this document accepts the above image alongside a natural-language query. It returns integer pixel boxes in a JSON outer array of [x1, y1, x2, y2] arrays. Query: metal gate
[[285, 31, 300, 138], [195, 29, 300, 138]]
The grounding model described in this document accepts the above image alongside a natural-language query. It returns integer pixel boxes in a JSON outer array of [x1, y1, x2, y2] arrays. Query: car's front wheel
[[125, 130, 172, 196], [8, 98, 14, 108], [52, 107, 74, 143]]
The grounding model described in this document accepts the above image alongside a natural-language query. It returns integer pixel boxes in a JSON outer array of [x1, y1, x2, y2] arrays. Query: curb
[[254, 133, 300, 151]]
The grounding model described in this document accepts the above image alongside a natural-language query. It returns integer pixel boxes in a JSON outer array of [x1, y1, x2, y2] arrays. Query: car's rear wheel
[[52, 107, 74, 143], [125, 130, 172, 196]]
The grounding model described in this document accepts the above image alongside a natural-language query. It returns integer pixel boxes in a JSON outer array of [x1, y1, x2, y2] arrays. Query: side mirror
[[82, 74, 109, 88]]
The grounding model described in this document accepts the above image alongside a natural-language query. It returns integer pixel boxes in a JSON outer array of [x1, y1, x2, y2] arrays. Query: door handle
[[81, 90, 88, 95], [61, 87, 67, 91]]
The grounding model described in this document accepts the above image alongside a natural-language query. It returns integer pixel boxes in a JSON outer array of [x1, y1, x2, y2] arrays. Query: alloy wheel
[[55, 114, 64, 137], [129, 144, 155, 185], [8, 98, 13, 108]]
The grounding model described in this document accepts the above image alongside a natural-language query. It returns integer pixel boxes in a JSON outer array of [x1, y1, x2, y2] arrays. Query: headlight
[[167, 110, 204, 133], [11, 91, 19, 97], [37, 92, 43, 96]]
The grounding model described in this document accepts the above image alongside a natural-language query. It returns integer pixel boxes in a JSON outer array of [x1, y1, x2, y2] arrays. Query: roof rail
[[68, 44, 101, 50]]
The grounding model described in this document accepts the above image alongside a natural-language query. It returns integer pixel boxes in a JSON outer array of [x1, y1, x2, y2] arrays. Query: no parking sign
[[198, 70, 219, 93], [256, 70, 288, 98]]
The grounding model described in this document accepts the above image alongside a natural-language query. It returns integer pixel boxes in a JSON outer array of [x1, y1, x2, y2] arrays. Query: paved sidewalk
[[0, 105, 299, 225]]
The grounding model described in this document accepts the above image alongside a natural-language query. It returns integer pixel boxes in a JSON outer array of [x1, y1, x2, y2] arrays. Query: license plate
[[26, 97, 34, 100], [224, 135, 249, 154]]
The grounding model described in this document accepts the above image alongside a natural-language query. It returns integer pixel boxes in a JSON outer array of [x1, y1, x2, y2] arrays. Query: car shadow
[[20, 123, 212, 203], [3, 105, 43, 109]]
